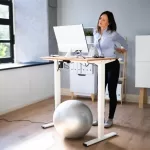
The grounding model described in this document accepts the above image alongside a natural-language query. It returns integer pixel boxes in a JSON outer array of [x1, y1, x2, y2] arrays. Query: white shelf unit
[[105, 52, 127, 104], [69, 27, 127, 104]]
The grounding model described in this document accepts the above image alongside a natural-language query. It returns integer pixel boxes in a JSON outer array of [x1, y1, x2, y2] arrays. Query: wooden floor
[[0, 96, 150, 150]]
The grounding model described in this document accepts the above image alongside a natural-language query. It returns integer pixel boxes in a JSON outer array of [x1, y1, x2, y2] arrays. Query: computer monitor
[[53, 24, 89, 57]]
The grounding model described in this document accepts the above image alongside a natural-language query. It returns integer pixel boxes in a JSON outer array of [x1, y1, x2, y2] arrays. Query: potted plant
[[84, 30, 93, 44]]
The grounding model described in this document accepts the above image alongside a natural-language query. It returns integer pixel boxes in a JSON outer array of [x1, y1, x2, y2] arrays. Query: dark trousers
[[105, 59, 120, 119]]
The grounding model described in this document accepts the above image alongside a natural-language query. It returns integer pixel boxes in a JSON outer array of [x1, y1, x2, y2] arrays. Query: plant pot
[[86, 36, 93, 44]]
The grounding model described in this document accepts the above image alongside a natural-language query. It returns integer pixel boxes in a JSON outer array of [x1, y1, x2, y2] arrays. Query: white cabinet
[[70, 62, 97, 101], [135, 35, 150, 108], [135, 35, 150, 88]]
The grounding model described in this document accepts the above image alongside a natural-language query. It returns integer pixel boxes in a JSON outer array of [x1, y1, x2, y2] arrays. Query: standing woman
[[92, 11, 128, 128]]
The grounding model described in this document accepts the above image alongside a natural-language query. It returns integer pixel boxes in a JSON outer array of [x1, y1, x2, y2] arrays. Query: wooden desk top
[[41, 56, 116, 64]]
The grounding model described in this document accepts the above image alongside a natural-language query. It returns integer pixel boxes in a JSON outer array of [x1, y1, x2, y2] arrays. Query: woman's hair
[[97, 11, 117, 33]]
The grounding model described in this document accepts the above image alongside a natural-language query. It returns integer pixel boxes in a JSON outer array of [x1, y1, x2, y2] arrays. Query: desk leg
[[83, 63, 117, 146], [42, 60, 61, 129]]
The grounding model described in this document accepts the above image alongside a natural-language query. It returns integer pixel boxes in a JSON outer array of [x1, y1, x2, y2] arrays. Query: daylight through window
[[0, 0, 14, 63]]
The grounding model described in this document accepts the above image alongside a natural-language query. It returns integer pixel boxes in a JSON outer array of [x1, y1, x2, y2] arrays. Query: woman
[[92, 11, 128, 128]]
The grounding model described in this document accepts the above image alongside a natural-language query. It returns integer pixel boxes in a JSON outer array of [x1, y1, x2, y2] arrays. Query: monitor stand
[[65, 49, 85, 58]]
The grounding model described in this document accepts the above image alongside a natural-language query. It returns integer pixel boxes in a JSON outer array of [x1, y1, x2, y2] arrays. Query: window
[[0, 0, 14, 63]]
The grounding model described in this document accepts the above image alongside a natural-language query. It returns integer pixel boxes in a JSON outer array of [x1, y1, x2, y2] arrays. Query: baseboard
[[126, 94, 150, 104], [61, 88, 150, 104], [0, 95, 54, 116]]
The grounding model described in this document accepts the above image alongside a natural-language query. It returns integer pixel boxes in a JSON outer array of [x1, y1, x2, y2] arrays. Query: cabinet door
[[135, 62, 150, 88], [136, 36, 150, 62], [70, 73, 95, 94]]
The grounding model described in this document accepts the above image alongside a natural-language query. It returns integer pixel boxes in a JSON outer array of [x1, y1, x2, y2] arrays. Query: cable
[[57, 60, 60, 71], [0, 118, 49, 124], [64, 62, 69, 69]]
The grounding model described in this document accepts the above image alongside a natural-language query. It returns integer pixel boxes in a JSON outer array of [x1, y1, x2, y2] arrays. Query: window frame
[[0, 0, 15, 63]]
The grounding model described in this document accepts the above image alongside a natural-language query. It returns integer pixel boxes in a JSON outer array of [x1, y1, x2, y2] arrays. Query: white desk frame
[[41, 56, 117, 147]]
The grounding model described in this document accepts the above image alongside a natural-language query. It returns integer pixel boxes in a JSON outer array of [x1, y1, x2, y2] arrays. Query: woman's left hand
[[115, 48, 126, 53]]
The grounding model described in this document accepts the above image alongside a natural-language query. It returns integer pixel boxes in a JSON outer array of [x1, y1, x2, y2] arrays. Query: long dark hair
[[97, 11, 117, 33]]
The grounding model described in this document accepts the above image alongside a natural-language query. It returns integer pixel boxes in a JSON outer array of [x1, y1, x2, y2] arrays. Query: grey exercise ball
[[53, 100, 93, 139]]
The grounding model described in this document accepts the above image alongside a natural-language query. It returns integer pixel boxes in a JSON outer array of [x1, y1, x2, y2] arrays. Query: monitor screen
[[53, 24, 89, 54]]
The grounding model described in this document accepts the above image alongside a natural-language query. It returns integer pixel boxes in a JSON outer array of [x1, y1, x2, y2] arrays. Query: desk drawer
[[70, 73, 97, 94]]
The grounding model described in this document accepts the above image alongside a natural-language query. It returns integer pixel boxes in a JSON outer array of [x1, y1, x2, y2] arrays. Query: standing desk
[[41, 56, 117, 146]]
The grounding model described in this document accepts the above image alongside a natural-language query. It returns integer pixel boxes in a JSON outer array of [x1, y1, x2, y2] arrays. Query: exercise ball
[[53, 100, 93, 139]]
